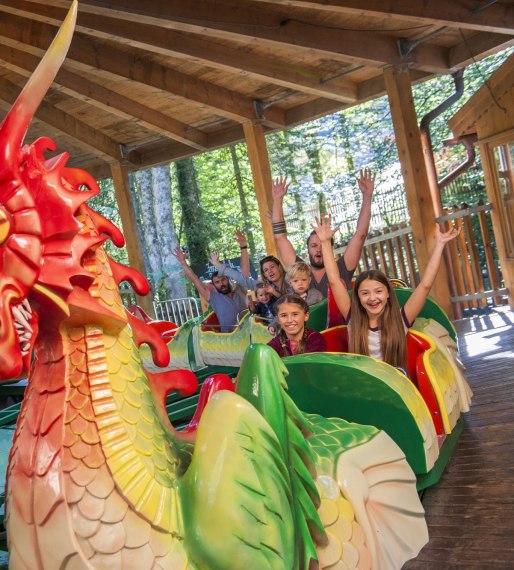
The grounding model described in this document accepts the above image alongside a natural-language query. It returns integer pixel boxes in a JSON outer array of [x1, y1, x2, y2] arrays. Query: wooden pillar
[[384, 65, 454, 317], [243, 121, 277, 256], [480, 142, 514, 308], [110, 162, 155, 317]]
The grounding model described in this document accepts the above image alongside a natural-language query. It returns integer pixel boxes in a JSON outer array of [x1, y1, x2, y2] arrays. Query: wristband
[[240, 246, 248, 249], [272, 221, 287, 235]]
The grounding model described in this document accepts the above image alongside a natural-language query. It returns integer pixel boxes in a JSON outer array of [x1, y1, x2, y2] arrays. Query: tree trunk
[[305, 143, 323, 185], [230, 145, 256, 256], [135, 168, 163, 292], [175, 158, 209, 268], [338, 114, 355, 173], [151, 165, 187, 299], [128, 173, 151, 273]]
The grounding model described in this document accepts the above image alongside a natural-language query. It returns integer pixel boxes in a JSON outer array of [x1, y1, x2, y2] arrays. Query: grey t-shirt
[[208, 285, 248, 333]]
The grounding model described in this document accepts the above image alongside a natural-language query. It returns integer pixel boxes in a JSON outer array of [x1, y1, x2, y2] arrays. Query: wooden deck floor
[[405, 306, 514, 569]]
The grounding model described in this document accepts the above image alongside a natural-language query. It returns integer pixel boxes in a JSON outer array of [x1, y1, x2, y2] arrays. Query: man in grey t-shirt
[[172, 247, 247, 333], [271, 169, 376, 297]]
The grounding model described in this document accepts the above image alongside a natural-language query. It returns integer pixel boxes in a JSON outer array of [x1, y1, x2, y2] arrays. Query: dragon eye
[[0, 205, 11, 245]]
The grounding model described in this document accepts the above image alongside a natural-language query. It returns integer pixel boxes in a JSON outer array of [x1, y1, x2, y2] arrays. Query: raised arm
[[208, 251, 256, 290], [235, 229, 250, 276], [271, 176, 297, 267], [311, 215, 351, 320], [403, 225, 460, 325], [343, 168, 375, 271], [172, 246, 211, 302]]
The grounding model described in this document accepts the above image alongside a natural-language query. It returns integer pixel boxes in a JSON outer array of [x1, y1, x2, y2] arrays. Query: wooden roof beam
[[73, 0, 452, 73], [249, 0, 514, 36], [5, 1, 358, 104], [0, 75, 129, 163], [448, 32, 514, 68], [0, 7, 287, 128]]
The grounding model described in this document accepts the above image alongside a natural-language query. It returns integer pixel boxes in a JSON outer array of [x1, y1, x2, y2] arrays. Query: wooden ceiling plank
[[1, 1, 359, 104], [0, 38, 209, 151], [0, 7, 287, 127], [74, 1, 452, 72], [0, 75, 124, 161], [12, 0, 448, 78], [448, 32, 514, 68], [247, 0, 514, 36]]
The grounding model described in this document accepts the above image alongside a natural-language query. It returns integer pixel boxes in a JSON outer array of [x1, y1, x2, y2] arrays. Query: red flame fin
[[181, 374, 235, 435], [126, 311, 170, 368], [83, 206, 125, 248], [109, 259, 150, 296]]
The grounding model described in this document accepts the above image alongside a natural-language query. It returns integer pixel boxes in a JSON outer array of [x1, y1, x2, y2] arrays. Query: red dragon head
[[0, 1, 152, 381], [0, 1, 172, 382], [0, 2, 80, 379]]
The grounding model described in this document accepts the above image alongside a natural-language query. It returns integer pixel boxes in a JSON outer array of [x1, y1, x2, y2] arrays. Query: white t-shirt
[[349, 307, 411, 361]]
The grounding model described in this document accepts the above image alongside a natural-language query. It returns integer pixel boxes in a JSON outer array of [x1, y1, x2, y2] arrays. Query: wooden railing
[[334, 222, 419, 286], [437, 201, 505, 317], [334, 200, 506, 317]]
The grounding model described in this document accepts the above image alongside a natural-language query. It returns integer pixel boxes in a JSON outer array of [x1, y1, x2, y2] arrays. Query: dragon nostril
[[0, 205, 11, 245]]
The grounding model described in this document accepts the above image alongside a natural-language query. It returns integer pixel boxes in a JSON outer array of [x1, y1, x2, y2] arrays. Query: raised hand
[[435, 225, 461, 247], [357, 168, 376, 198], [172, 246, 187, 265], [209, 251, 222, 266], [234, 229, 247, 248], [311, 214, 339, 242], [271, 176, 290, 201]]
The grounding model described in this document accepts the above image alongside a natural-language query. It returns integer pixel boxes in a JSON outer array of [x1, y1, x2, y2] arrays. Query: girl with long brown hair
[[311, 215, 459, 369]]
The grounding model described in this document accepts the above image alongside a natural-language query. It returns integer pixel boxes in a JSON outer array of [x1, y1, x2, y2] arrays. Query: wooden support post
[[110, 162, 155, 317], [243, 121, 277, 257], [480, 142, 514, 308], [384, 65, 454, 317]]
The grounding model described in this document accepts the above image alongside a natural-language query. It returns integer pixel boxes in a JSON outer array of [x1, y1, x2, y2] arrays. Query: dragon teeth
[[12, 306, 33, 333]]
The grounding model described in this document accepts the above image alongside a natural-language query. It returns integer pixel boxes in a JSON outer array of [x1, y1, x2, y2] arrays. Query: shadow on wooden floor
[[405, 306, 514, 569]]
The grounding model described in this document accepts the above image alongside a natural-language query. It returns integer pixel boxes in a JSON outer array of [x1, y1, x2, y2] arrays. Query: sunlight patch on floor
[[457, 307, 513, 357], [462, 328, 510, 356]]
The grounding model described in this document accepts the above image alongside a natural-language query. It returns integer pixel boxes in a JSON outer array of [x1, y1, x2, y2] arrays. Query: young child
[[311, 215, 460, 369], [248, 282, 276, 321], [286, 262, 323, 306], [268, 295, 326, 357]]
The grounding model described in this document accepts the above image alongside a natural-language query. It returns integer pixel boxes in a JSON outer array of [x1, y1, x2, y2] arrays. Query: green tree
[[174, 158, 209, 268]]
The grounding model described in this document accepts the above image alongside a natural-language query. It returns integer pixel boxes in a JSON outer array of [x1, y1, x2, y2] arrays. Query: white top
[[349, 307, 411, 361]]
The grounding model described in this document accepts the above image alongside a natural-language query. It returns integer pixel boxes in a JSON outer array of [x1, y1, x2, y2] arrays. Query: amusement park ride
[[0, 2, 473, 569]]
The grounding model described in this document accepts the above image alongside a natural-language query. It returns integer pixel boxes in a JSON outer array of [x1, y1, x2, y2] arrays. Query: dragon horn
[[0, 0, 77, 157]]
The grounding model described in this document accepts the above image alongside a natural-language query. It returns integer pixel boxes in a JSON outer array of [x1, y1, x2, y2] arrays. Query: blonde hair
[[349, 270, 407, 368], [286, 261, 311, 282]]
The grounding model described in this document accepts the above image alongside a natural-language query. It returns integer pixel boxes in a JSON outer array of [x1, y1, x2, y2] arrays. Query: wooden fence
[[334, 200, 506, 317]]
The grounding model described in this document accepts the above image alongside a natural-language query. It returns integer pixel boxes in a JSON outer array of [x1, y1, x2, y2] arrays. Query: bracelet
[[272, 221, 287, 235], [240, 246, 248, 249]]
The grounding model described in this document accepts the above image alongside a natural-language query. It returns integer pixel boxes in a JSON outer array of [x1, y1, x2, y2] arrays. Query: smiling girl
[[312, 215, 459, 368], [268, 295, 327, 357]]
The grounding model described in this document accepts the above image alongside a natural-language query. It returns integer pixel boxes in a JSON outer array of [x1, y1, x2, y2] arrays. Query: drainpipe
[[439, 134, 477, 189], [419, 69, 465, 217]]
